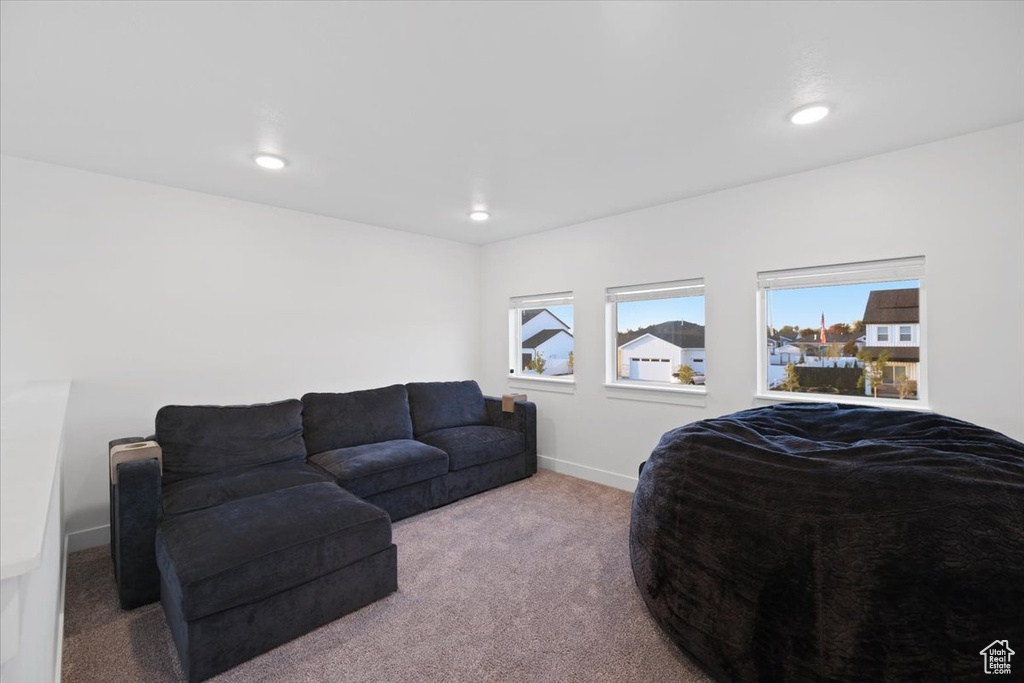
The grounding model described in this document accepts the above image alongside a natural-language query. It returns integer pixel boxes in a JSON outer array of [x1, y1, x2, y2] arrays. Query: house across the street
[[861, 288, 920, 395], [520, 308, 573, 375], [617, 321, 706, 382]]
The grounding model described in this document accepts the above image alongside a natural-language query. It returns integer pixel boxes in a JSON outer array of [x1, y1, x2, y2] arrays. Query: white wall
[[0, 155, 481, 538], [480, 123, 1024, 489]]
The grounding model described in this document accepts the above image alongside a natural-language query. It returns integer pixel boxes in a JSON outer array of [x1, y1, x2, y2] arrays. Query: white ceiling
[[2, 1, 1022, 245]]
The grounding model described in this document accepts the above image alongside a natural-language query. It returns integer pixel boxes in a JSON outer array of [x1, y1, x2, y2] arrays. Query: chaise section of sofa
[[301, 384, 449, 521], [110, 399, 336, 609], [157, 481, 396, 683], [406, 380, 537, 503]]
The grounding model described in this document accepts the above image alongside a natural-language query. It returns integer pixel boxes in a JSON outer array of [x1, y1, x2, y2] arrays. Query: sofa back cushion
[[301, 385, 414, 454], [405, 380, 488, 436], [156, 399, 307, 485]]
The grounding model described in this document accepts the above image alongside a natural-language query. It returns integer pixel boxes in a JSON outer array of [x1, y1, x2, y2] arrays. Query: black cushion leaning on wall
[[405, 380, 489, 436], [301, 385, 414, 455], [155, 400, 307, 485]]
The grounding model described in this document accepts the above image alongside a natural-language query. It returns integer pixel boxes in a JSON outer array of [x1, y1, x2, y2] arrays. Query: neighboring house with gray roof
[[861, 287, 920, 393], [616, 321, 706, 382], [520, 308, 573, 375]]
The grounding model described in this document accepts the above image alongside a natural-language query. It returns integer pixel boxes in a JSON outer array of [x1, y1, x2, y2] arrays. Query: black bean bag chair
[[630, 403, 1024, 682]]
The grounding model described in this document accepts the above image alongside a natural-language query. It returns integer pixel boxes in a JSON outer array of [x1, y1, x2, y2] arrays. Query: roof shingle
[[862, 288, 919, 324]]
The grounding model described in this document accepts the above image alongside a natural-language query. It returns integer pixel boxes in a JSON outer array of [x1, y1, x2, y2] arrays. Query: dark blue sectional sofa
[[109, 380, 536, 682]]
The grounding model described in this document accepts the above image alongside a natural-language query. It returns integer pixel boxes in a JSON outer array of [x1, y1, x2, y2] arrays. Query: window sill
[[754, 391, 931, 412], [605, 382, 707, 406], [509, 375, 576, 394]]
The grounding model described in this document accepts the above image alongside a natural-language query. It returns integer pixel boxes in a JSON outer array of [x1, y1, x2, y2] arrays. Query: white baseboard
[[537, 455, 638, 493], [66, 525, 109, 553]]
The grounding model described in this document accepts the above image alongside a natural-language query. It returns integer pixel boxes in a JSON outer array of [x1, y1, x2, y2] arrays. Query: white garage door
[[629, 357, 672, 382]]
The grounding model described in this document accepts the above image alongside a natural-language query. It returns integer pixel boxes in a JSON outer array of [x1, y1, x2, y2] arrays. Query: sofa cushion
[[418, 425, 525, 471], [155, 482, 391, 621], [405, 380, 489, 436], [162, 461, 332, 517], [301, 385, 413, 454], [156, 400, 306, 485], [310, 439, 448, 499]]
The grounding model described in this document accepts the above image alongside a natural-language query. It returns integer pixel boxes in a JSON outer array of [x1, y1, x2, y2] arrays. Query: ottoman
[[156, 482, 397, 682]]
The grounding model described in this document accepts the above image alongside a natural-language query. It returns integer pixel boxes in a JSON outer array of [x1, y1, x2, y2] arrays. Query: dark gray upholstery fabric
[[156, 400, 307, 485], [112, 457, 162, 609], [156, 482, 391, 621], [405, 380, 488, 436], [163, 545, 397, 683], [109, 436, 147, 564], [446, 453, 528, 503], [419, 425, 525, 471], [162, 461, 331, 516], [309, 439, 448, 498], [301, 385, 413, 454], [363, 476, 448, 522], [484, 397, 537, 474]]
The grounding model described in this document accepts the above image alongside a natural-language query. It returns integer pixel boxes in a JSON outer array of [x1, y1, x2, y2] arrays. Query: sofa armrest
[[109, 437, 162, 609], [484, 396, 538, 475]]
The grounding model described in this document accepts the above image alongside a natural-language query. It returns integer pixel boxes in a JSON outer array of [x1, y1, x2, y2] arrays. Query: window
[[606, 279, 706, 389], [882, 366, 908, 385], [759, 256, 924, 403], [509, 292, 574, 379]]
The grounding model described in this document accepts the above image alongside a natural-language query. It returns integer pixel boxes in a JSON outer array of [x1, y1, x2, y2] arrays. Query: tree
[[799, 327, 817, 341], [896, 376, 917, 400], [857, 349, 890, 398], [675, 364, 695, 385], [828, 322, 851, 337], [842, 339, 859, 357], [567, 351, 574, 374], [826, 343, 842, 361], [527, 352, 546, 376], [778, 325, 799, 340], [851, 320, 865, 337], [779, 362, 800, 392]]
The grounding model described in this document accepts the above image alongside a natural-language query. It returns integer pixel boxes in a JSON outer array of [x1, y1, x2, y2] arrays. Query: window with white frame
[[606, 279, 706, 388], [759, 257, 924, 402], [509, 292, 574, 379]]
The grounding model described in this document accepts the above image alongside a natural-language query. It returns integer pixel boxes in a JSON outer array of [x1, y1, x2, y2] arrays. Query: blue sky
[[535, 280, 917, 335], [768, 280, 919, 331], [617, 296, 706, 331], [544, 304, 574, 331]]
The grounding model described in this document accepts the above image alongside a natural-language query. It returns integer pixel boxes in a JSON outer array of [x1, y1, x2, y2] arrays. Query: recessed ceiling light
[[469, 210, 490, 222], [253, 153, 287, 170], [789, 104, 830, 126]]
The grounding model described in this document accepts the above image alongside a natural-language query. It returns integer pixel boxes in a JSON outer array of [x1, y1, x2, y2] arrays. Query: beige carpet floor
[[62, 470, 711, 683]]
